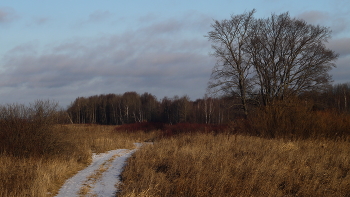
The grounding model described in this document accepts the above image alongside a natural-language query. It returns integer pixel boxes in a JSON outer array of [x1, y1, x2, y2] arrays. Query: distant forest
[[66, 83, 350, 125]]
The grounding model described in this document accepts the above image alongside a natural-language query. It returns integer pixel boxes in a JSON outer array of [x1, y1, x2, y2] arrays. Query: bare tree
[[208, 10, 338, 110], [247, 12, 338, 106], [207, 10, 256, 116]]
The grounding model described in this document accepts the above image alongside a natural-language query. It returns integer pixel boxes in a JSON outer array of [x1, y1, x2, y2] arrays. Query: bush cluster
[[240, 99, 350, 140], [0, 101, 67, 158]]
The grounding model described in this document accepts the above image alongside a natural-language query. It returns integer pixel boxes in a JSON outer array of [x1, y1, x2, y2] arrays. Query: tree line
[[66, 92, 242, 125], [66, 82, 350, 125]]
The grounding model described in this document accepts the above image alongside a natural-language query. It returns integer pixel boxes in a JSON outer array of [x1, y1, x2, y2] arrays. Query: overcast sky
[[1, 0, 349, 108]]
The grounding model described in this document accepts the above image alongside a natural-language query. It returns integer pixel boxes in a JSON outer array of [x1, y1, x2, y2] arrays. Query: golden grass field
[[119, 133, 350, 197], [1, 106, 350, 197], [0, 124, 157, 197]]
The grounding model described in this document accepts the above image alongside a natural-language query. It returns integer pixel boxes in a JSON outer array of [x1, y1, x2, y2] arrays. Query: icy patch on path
[[55, 144, 142, 197], [91, 149, 136, 196]]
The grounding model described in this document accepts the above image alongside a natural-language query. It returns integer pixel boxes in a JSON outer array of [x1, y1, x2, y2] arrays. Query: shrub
[[0, 100, 63, 158], [246, 99, 350, 140]]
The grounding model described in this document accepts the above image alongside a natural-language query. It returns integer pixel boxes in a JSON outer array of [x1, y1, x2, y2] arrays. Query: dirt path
[[55, 145, 139, 197]]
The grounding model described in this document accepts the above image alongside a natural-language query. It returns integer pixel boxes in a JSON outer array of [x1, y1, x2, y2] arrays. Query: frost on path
[[91, 149, 136, 196], [55, 144, 141, 197]]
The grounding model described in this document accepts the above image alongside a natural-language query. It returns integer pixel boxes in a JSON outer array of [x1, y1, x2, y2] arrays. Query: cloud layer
[[0, 6, 349, 107], [0, 13, 214, 106]]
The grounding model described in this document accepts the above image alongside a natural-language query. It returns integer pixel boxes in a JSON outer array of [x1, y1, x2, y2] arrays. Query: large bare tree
[[208, 10, 338, 110], [247, 12, 338, 105], [207, 10, 256, 116]]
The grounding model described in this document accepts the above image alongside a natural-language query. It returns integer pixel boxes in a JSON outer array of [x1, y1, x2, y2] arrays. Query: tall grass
[[119, 133, 350, 196], [0, 101, 157, 197]]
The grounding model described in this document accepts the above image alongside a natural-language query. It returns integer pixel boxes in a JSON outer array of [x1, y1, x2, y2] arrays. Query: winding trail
[[55, 144, 142, 197]]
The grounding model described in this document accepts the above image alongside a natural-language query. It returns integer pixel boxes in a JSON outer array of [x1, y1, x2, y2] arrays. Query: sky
[[0, 0, 349, 108]]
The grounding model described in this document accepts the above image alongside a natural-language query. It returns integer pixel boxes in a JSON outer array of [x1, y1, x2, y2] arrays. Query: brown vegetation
[[119, 133, 350, 197], [244, 99, 350, 140], [118, 100, 350, 196], [0, 102, 156, 197], [0, 124, 155, 197], [2, 98, 350, 196]]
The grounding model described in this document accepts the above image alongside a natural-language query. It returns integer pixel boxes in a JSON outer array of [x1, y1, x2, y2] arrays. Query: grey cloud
[[2, 9, 348, 107], [73, 10, 113, 28], [0, 13, 214, 106], [31, 16, 50, 26], [88, 10, 112, 23], [138, 13, 157, 23], [139, 12, 212, 37], [141, 18, 184, 35], [330, 18, 349, 36], [331, 55, 350, 84], [0, 29, 213, 104], [183, 11, 213, 31], [298, 11, 329, 24], [297, 10, 350, 36], [327, 38, 350, 57], [0, 7, 18, 23], [6, 41, 39, 56]]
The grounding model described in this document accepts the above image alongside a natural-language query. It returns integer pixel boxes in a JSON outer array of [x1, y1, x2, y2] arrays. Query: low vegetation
[[1, 99, 350, 196], [245, 99, 350, 140], [0, 101, 157, 197], [119, 133, 350, 196]]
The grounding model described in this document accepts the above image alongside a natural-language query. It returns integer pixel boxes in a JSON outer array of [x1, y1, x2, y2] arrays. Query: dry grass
[[0, 124, 157, 197], [119, 133, 350, 197]]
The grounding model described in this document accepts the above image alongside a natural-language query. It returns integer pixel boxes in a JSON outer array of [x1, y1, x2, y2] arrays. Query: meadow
[[0, 123, 156, 197], [1, 100, 350, 196], [119, 133, 350, 196], [0, 101, 157, 197], [118, 101, 350, 196]]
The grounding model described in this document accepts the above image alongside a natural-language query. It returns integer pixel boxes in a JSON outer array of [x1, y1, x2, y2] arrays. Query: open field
[[1, 102, 350, 196], [1, 123, 350, 197], [0, 124, 157, 197], [120, 133, 350, 197]]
